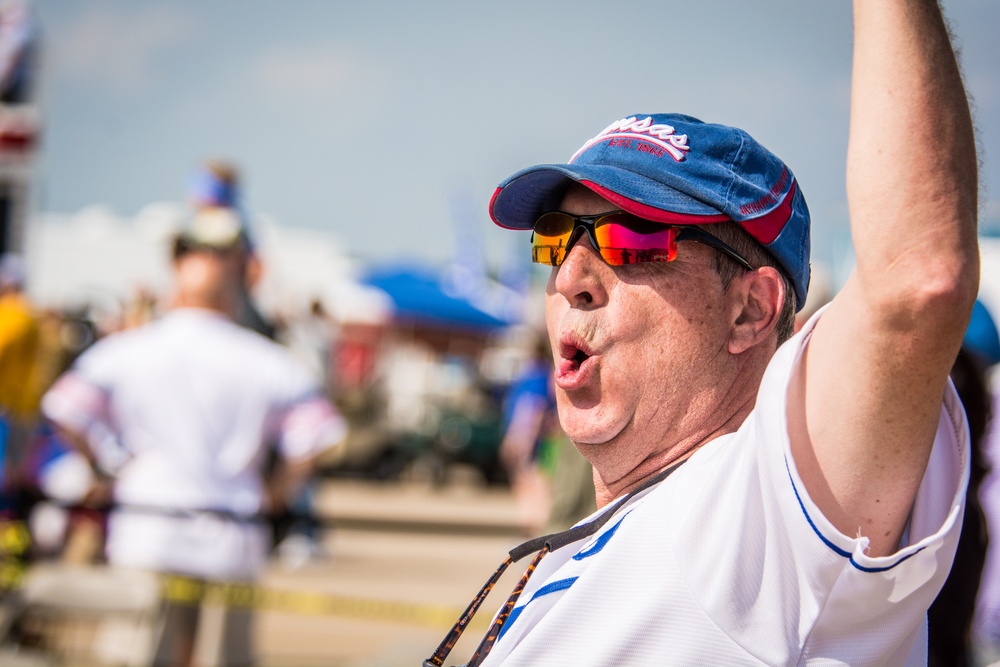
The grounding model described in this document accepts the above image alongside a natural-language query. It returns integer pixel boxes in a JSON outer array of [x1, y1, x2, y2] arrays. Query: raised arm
[[790, 0, 979, 556]]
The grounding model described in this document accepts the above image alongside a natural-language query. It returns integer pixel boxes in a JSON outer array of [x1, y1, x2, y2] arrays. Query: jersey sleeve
[[40, 338, 135, 472], [668, 305, 968, 665], [275, 394, 347, 461], [270, 359, 347, 462], [41, 338, 121, 442], [764, 306, 969, 663]]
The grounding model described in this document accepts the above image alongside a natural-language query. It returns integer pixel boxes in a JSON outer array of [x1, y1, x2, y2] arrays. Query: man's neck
[[589, 407, 752, 508], [587, 352, 771, 508], [170, 300, 235, 319]]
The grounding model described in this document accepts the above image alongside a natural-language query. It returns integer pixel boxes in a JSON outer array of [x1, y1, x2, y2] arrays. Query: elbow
[[925, 252, 979, 310], [883, 254, 980, 335]]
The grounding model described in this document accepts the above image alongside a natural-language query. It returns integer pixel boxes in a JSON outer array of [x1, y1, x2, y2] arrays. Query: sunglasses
[[531, 211, 755, 271]]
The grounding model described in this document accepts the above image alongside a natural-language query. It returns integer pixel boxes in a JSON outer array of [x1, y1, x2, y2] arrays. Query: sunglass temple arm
[[423, 555, 514, 667]]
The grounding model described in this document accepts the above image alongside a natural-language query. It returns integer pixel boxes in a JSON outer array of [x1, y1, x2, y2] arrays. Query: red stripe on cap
[[580, 181, 730, 225], [738, 181, 797, 245]]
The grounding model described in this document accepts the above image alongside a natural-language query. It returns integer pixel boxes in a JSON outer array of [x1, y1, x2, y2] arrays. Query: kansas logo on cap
[[570, 116, 691, 163]]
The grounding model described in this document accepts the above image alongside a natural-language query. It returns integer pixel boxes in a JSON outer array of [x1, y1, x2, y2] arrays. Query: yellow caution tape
[[1, 519, 489, 631], [161, 573, 487, 630]]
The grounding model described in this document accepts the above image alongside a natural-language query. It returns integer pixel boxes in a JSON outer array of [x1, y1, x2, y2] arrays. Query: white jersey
[[482, 311, 969, 666], [42, 308, 347, 580]]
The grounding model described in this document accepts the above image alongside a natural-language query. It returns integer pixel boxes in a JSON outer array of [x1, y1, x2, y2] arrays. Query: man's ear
[[728, 266, 784, 354]]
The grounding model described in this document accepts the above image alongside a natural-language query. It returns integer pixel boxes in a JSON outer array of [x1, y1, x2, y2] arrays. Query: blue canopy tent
[[362, 264, 510, 332], [358, 264, 511, 483]]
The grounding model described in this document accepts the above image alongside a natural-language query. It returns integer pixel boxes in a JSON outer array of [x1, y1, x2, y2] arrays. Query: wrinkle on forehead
[[559, 182, 619, 215]]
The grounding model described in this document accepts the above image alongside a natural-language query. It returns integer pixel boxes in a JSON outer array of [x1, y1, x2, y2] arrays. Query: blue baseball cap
[[187, 162, 239, 209], [489, 113, 811, 311]]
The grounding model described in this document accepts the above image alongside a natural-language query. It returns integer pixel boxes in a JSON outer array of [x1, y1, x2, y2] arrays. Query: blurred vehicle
[[319, 264, 517, 486]]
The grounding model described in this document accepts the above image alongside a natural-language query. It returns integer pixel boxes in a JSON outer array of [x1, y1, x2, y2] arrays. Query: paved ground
[[253, 475, 528, 667], [0, 474, 527, 667]]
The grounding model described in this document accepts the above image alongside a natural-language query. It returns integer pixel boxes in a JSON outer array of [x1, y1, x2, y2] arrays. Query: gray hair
[[703, 223, 797, 345]]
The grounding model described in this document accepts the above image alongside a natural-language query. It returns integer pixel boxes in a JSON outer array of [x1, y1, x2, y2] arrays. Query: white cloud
[[49, 5, 197, 93]]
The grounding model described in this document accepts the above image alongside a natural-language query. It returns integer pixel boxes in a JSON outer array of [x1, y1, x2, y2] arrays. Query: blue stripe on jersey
[[498, 576, 579, 642], [784, 456, 924, 572], [572, 515, 627, 560]]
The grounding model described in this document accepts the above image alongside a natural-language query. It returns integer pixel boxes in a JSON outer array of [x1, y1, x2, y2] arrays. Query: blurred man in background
[[41, 208, 347, 667], [187, 159, 276, 340]]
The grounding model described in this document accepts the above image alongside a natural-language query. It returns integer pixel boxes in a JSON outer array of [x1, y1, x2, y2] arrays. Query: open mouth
[[555, 336, 595, 388], [559, 338, 591, 369]]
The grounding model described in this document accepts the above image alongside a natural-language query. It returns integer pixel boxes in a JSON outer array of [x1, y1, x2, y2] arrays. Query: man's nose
[[551, 235, 609, 309]]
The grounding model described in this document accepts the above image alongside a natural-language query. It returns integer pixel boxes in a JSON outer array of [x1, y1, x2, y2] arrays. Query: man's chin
[[562, 417, 628, 448], [557, 395, 634, 444]]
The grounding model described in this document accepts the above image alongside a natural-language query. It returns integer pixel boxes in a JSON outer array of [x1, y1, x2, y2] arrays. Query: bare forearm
[[799, 1, 979, 556], [848, 0, 978, 316], [265, 458, 315, 515]]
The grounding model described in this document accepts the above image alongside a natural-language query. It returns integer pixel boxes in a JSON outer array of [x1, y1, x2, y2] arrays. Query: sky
[[26, 0, 1000, 284]]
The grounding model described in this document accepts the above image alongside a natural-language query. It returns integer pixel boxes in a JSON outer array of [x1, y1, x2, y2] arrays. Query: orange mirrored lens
[[531, 213, 575, 266]]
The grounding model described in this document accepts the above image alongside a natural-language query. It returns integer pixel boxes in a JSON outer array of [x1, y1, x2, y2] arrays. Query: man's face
[[544, 186, 739, 484]]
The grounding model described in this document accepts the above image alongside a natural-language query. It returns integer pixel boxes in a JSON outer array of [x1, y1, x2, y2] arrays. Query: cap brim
[[489, 163, 727, 230]]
